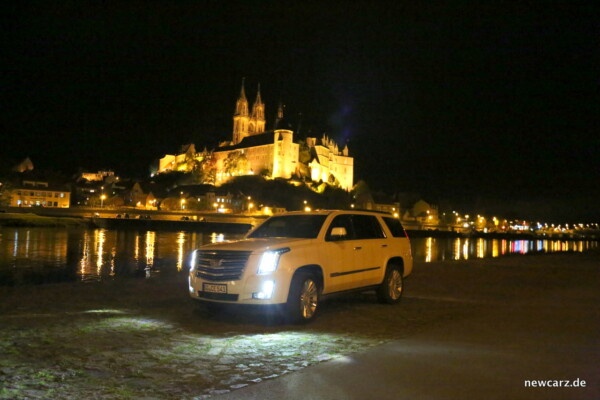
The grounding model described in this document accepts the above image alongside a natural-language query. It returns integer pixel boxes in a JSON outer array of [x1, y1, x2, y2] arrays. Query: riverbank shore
[[1, 252, 598, 399], [1, 209, 598, 240], [0, 213, 89, 228]]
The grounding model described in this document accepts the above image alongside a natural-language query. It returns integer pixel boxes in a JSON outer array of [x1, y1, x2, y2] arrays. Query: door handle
[[381, 244, 388, 248], [354, 246, 362, 250]]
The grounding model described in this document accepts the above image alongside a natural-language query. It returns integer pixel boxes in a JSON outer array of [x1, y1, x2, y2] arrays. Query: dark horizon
[[2, 3, 598, 221]]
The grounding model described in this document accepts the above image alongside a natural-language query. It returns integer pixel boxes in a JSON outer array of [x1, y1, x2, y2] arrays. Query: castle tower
[[233, 78, 250, 144], [249, 84, 265, 135], [273, 100, 284, 129]]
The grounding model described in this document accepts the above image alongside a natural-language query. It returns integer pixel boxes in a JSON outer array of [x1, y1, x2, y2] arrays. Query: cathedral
[[157, 80, 354, 191]]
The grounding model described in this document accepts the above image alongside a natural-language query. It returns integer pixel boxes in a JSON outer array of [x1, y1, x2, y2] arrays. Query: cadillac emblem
[[210, 259, 223, 268]]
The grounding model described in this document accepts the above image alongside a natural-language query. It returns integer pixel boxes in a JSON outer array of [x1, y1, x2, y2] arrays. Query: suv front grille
[[195, 250, 252, 281]]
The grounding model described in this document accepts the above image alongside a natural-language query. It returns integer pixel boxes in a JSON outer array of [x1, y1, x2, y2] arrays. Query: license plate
[[203, 283, 227, 294]]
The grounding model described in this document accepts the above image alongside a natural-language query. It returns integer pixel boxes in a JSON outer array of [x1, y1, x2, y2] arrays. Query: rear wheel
[[285, 273, 320, 324], [377, 265, 404, 304]]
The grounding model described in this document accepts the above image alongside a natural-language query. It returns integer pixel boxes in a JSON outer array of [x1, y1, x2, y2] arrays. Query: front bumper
[[188, 271, 291, 305]]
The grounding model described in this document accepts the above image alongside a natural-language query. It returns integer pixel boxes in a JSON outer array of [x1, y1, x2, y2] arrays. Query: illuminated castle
[[157, 80, 354, 191]]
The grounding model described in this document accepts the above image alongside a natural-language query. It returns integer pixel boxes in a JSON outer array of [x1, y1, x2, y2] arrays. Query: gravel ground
[[1, 252, 598, 399]]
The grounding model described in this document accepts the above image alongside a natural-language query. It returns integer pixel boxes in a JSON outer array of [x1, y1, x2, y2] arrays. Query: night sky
[[2, 3, 598, 221]]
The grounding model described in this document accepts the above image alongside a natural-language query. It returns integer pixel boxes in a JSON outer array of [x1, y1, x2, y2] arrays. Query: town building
[[78, 170, 116, 182], [8, 180, 70, 208]]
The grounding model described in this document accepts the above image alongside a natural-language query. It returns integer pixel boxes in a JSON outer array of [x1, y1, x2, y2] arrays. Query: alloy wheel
[[300, 279, 318, 319]]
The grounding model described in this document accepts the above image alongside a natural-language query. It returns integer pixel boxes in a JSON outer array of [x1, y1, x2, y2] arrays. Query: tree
[[186, 150, 217, 185], [327, 173, 340, 187], [224, 151, 249, 177]]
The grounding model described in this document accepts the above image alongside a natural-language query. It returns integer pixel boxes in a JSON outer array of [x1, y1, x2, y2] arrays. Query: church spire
[[233, 78, 250, 144], [255, 83, 263, 107], [249, 83, 265, 134], [234, 77, 248, 116]]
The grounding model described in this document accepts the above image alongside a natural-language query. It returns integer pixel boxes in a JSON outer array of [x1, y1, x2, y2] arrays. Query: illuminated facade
[[158, 144, 198, 174], [79, 170, 115, 182], [214, 128, 299, 184], [9, 181, 70, 208], [307, 135, 354, 191], [156, 80, 354, 190]]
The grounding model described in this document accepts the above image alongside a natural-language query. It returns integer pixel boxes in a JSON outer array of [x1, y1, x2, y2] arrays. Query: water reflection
[[0, 227, 598, 285], [0, 227, 241, 285], [411, 237, 598, 263], [425, 237, 433, 263], [176, 231, 186, 271], [492, 239, 499, 258]]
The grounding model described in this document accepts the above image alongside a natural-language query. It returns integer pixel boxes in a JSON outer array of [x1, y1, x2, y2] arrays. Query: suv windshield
[[248, 215, 328, 239]]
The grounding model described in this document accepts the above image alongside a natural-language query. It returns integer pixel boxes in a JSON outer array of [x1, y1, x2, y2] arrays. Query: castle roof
[[216, 130, 292, 152]]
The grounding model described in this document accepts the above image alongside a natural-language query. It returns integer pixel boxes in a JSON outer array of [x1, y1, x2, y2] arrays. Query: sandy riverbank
[[0, 252, 598, 399]]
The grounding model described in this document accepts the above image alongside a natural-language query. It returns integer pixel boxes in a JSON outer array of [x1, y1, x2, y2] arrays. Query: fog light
[[253, 280, 275, 300]]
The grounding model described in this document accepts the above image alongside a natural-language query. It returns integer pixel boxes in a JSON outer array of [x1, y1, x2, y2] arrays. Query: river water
[[0, 227, 597, 285]]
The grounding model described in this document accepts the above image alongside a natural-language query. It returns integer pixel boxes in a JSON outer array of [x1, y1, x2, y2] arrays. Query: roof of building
[[216, 131, 286, 152], [14, 184, 70, 192]]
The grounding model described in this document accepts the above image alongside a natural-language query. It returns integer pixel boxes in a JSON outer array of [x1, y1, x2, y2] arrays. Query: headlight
[[257, 248, 290, 275], [189, 250, 198, 271]]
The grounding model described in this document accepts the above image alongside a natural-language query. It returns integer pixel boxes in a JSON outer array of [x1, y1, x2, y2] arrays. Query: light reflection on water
[[0, 227, 597, 285], [0, 228, 241, 285], [411, 237, 598, 263]]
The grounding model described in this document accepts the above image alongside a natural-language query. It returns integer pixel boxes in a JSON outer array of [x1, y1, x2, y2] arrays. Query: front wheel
[[285, 273, 320, 324], [377, 265, 404, 304]]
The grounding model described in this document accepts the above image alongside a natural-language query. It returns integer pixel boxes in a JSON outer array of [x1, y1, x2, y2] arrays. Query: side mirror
[[330, 227, 347, 239]]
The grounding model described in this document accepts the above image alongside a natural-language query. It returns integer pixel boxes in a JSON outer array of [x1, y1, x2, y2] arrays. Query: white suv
[[188, 210, 413, 323]]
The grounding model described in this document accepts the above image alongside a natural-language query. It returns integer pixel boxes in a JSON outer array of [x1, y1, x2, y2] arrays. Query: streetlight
[[181, 198, 186, 210], [100, 194, 106, 208]]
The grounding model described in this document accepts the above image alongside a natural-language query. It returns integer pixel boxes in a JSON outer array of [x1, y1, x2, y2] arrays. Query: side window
[[353, 215, 386, 239], [382, 217, 406, 237], [326, 215, 355, 241]]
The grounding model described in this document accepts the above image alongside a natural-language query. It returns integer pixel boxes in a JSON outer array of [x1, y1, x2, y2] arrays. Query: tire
[[285, 272, 320, 324], [377, 265, 404, 304]]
